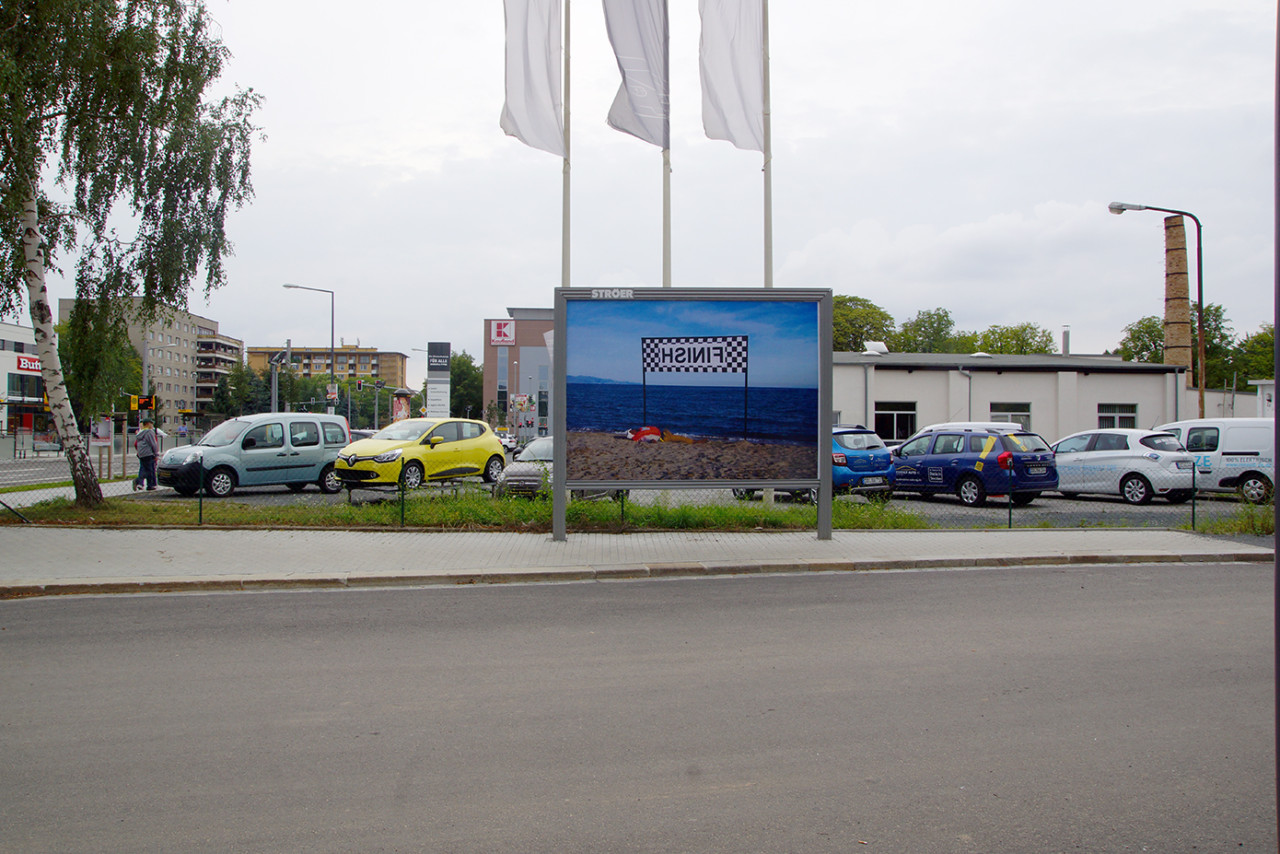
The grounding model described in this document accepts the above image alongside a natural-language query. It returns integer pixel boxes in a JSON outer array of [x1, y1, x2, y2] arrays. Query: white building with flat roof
[[835, 351, 1252, 443]]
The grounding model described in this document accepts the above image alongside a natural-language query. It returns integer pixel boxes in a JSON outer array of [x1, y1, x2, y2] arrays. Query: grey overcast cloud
[[45, 2, 1277, 388]]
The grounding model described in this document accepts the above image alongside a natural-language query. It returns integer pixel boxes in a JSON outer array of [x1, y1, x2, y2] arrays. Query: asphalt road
[[1, 563, 1272, 853]]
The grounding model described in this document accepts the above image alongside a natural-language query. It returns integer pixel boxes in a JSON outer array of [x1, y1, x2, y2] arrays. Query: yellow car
[[334, 418, 506, 489]]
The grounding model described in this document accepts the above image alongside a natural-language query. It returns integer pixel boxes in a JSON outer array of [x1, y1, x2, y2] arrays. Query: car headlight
[[373, 449, 403, 464]]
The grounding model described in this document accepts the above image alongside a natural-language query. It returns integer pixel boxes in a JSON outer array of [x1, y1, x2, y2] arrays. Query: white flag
[[501, 0, 565, 157], [602, 0, 669, 148], [699, 0, 764, 152]]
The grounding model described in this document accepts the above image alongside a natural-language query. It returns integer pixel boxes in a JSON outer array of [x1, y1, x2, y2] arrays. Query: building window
[[8, 372, 44, 399], [875, 401, 917, 441], [1098, 403, 1137, 429], [990, 402, 1031, 430]]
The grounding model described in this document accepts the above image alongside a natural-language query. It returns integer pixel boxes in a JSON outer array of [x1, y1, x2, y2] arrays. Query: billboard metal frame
[[553, 287, 833, 541]]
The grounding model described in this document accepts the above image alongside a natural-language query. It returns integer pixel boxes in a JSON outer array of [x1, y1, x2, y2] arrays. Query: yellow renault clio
[[334, 418, 506, 489]]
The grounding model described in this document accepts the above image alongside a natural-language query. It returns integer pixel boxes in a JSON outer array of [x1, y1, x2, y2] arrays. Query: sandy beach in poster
[[566, 431, 817, 482]]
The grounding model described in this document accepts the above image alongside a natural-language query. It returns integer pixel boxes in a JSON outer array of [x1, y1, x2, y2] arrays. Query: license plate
[[1176, 460, 1193, 470], [861, 476, 885, 486], [1027, 465, 1046, 475]]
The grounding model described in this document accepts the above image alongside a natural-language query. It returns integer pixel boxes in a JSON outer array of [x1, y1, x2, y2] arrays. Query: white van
[[1155, 417, 1274, 503]]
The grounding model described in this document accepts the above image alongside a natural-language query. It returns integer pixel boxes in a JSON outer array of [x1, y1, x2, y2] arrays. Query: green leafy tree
[[208, 375, 235, 417], [1117, 315, 1164, 363], [55, 299, 139, 427], [976, 322, 1056, 355], [450, 350, 483, 418], [832, 295, 895, 352], [1, 0, 260, 505], [891, 308, 975, 353], [1192, 303, 1235, 390], [1229, 324, 1274, 386], [221, 362, 264, 416]]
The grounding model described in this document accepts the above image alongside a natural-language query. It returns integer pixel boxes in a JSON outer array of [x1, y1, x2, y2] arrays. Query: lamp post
[[282, 284, 336, 414], [1109, 201, 1206, 417]]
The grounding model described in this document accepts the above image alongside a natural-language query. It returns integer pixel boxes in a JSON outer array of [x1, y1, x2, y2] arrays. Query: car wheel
[[318, 464, 342, 494], [1238, 473, 1273, 504], [483, 455, 505, 483], [790, 488, 818, 504], [1165, 490, 1193, 504], [1011, 492, 1038, 506], [174, 486, 197, 497], [400, 461, 424, 490], [205, 467, 236, 498], [1120, 474, 1152, 505], [287, 483, 307, 493], [957, 476, 986, 507], [732, 489, 756, 501], [1059, 492, 1079, 500]]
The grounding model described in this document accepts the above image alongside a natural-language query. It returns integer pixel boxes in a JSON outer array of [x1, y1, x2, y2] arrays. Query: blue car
[[890, 425, 1057, 506], [831, 425, 894, 499], [733, 425, 894, 503]]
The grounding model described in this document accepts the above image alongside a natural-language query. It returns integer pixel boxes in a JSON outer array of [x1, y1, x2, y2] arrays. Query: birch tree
[[0, 0, 259, 505]]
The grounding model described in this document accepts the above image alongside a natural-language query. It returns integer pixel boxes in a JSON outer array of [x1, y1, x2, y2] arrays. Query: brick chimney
[[1163, 215, 1193, 385]]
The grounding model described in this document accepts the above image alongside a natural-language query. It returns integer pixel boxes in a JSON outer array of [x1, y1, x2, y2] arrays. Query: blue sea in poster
[[567, 381, 817, 443]]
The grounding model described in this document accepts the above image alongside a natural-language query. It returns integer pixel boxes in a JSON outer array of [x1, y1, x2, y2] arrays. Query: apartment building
[[245, 344, 408, 390], [58, 298, 244, 427]]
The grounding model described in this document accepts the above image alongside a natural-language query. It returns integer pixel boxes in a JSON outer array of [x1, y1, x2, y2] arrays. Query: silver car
[[492, 436, 625, 501]]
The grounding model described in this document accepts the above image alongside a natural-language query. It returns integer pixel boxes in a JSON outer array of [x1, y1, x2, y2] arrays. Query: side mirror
[[428, 436, 444, 447], [242, 437, 257, 449]]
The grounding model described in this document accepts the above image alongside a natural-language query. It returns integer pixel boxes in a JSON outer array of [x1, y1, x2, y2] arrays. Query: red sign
[[16, 354, 41, 373], [490, 320, 516, 346]]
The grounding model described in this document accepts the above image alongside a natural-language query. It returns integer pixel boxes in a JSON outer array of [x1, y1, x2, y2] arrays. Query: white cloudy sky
[[53, 1, 1277, 387]]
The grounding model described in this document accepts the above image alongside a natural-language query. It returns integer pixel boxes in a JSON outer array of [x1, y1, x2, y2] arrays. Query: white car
[[1051, 428, 1195, 505]]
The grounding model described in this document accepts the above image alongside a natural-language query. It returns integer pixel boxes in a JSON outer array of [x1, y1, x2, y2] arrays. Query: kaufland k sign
[[16, 355, 40, 373], [490, 320, 515, 346]]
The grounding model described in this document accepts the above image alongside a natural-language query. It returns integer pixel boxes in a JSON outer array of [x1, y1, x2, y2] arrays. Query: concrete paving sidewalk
[[0, 526, 1271, 599]]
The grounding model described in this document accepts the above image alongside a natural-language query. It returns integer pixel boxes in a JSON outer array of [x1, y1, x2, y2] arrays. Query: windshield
[[372, 420, 435, 442], [517, 437, 554, 462], [1001, 433, 1051, 453], [198, 419, 249, 447], [834, 431, 885, 451], [1140, 433, 1185, 452]]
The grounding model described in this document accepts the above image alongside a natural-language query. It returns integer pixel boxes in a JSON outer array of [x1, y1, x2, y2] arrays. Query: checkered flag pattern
[[642, 336, 749, 374]]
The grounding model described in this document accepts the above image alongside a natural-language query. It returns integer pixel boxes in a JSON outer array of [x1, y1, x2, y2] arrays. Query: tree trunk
[[21, 191, 104, 507]]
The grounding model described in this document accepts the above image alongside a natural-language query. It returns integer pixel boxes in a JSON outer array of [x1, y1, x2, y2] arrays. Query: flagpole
[[662, 0, 671, 288], [762, 0, 773, 288], [562, 0, 571, 289], [663, 148, 672, 286]]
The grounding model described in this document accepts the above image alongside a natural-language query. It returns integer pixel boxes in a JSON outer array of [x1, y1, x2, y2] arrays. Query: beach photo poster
[[560, 290, 825, 484]]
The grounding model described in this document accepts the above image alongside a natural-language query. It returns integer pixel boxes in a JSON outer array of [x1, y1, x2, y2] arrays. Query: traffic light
[[130, 395, 139, 411], [356, 379, 363, 391]]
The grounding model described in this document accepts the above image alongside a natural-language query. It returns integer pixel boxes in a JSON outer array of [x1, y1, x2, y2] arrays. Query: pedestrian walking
[[133, 418, 160, 491]]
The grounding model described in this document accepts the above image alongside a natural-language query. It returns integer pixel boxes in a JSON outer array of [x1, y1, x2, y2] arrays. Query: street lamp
[[1109, 201, 1206, 417], [282, 284, 336, 414]]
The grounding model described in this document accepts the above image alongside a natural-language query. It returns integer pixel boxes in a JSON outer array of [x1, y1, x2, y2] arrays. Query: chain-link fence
[[0, 450, 1271, 536]]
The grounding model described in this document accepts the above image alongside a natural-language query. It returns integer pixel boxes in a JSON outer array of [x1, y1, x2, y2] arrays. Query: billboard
[[555, 288, 831, 489]]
